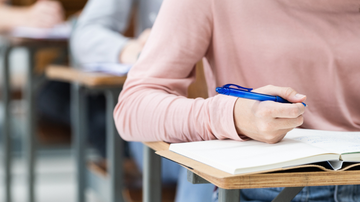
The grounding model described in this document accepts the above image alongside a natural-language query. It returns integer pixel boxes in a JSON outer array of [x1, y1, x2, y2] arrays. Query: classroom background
[[0, 0, 208, 201]]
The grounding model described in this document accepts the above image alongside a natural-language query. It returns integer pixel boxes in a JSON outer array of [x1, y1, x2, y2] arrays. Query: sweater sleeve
[[114, 0, 241, 143], [70, 0, 133, 64]]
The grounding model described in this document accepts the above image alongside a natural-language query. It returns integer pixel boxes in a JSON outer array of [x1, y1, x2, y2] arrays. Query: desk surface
[[46, 65, 127, 87], [144, 142, 360, 190], [2, 35, 68, 47]]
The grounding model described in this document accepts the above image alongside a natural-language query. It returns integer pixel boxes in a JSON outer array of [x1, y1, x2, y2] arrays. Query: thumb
[[254, 85, 306, 103]]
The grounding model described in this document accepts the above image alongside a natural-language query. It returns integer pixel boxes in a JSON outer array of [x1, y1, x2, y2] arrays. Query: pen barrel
[[216, 87, 297, 105], [227, 89, 291, 103], [274, 96, 291, 104]]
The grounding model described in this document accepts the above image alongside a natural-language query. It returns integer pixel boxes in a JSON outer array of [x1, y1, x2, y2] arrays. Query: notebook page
[[286, 129, 360, 154], [170, 138, 338, 175]]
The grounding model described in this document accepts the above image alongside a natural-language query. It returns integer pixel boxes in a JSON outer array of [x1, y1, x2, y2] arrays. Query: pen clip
[[223, 84, 253, 92]]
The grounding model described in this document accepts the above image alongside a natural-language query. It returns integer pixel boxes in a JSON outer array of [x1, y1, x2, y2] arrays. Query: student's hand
[[24, 0, 64, 28], [119, 29, 151, 64], [233, 85, 306, 144]]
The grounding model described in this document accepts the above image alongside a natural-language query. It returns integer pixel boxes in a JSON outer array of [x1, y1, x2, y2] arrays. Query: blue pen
[[216, 84, 307, 107]]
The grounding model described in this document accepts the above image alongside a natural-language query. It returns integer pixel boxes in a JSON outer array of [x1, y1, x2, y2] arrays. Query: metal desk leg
[[187, 170, 209, 184], [72, 84, 87, 202], [1, 45, 12, 202], [218, 188, 240, 202], [271, 187, 304, 202], [106, 89, 125, 202], [143, 145, 162, 202], [24, 47, 37, 202]]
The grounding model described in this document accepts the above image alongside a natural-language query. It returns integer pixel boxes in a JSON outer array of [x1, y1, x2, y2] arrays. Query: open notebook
[[169, 129, 360, 175]]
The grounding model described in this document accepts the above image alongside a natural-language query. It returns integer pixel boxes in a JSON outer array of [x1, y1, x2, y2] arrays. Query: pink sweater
[[114, 0, 360, 143]]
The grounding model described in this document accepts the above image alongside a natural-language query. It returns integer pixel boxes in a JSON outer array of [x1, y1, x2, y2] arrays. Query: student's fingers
[[42, 2, 64, 17], [25, 2, 64, 28], [265, 128, 294, 144], [267, 116, 304, 131], [119, 40, 143, 64], [32, 12, 63, 28], [254, 85, 306, 103], [251, 110, 303, 142], [32, 1, 64, 22], [251, 128, 291, 144], [36, 18, 59, 27], [233, 91, 305, 144], [138, 29, 151, 46], [40, 2, 64, 18], [255, 101, 305, 118]]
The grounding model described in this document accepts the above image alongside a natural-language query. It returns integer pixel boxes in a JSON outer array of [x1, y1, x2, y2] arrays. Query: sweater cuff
[[211, 95, 244, 141]]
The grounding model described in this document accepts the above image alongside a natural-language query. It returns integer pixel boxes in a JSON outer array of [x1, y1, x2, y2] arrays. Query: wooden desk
[[45, 65, 127, 202], [143, 142, 360, 202], [46, 65, 127, 87], [0, 36, 68, 202]]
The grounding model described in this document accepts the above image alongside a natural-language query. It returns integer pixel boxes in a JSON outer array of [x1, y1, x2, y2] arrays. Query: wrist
[[0, 5, 26, 31]]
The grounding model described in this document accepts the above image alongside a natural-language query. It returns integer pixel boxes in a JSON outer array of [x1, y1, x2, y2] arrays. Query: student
[[0, 0, 65, 134], [71, 0, 215, 201], [114, 0, 360, 201], [0, 0, 63, 32]]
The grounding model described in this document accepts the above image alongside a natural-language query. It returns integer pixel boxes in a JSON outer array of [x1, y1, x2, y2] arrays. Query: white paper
[[286, 129, 360, 154], [11, 23, 71, 39], [82, 63, 132, 76], [169, 129, 360, 175], [170, 138, 339, 175]]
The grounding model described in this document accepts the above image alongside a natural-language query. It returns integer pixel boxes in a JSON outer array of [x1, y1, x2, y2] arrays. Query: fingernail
[[294, 94, 306, 99]]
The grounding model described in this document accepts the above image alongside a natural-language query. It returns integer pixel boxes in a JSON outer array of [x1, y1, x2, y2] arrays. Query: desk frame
[[71, 83, 125, 202], [143, 143, 360, 202], [45, 65, 128, 202], [1, 38, 67, 202]]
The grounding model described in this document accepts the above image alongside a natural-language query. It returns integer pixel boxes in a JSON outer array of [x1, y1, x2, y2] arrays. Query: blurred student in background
[[0, 0, 65, 127], [0, 0, 67, 137], [70, 0, 215, 201], [0, 0, 64, 32]]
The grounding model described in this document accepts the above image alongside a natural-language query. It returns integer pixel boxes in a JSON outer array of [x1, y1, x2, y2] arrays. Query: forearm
[[71, 25, 129, 64], [115, 81, 240, 142], [70, 0, 132, 64], [0, 5, 28, 32], [114, 0, 243, 142]]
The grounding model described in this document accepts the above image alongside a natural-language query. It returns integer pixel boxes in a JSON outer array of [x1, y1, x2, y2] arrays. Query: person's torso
[[207, 0, 360, 131]]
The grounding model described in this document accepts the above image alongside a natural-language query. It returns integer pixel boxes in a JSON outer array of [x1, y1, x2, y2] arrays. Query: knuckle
[[256, 106, 272, 118], [289, 107, 301, 117], [283, 87, 295, 97], [267, 139, 279, 144], [298, 104, 305, 114], [296, 115, 304, 126], [259, 85, 274, 92], [263, 133, 279, 144]]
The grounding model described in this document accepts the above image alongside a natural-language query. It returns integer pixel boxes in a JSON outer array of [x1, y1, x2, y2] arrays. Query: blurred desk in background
[[46, 65, 127, 202], [1, 35, 68, 202]]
